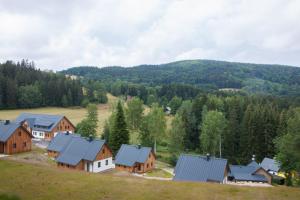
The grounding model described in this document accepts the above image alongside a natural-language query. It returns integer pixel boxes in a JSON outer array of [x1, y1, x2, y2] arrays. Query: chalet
[[229, 158, 272, 184], [15, 113, 75, 140], [115, 144, 155, 173], [0, 120, 32, 154], [48, 133, 114, 173], [173, 154, 229, 183]]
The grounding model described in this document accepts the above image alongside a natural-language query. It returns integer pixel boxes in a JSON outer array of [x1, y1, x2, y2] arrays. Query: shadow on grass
[[0, 194, 21, 200]]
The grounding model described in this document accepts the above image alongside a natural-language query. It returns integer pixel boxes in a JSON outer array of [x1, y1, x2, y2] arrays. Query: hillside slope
[[62, 60, 300, 96], [1, 160, 300, 200]]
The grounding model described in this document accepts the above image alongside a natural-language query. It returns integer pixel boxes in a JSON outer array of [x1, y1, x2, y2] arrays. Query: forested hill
[[62, 59, 300, 96], [0, 60, 83, 109]]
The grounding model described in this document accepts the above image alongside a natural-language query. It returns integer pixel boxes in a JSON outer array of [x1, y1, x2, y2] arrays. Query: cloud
[[0, 0, 299, 69]]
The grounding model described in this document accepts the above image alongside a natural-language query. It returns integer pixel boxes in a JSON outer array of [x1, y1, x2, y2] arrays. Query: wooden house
[[48, 133, 114, 173], [0, 120, 33, 154], [173, 154, 229, 183], [16, 113, 75, 140], [229, 159, 272, 184], [115, 144, 155, 173]]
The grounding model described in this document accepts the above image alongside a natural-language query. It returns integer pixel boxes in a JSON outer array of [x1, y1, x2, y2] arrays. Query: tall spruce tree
[[110, 101, 129, 154]]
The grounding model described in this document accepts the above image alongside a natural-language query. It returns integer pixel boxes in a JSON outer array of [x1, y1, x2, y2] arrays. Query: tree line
[[0, 60, 84, 109]]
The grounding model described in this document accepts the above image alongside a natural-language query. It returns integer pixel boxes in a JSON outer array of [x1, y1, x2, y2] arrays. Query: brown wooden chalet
[[16, 113, 75, 140], [115, 144, 155, 173], [47, 133, 114, 173], [0, 120, 32, 154]]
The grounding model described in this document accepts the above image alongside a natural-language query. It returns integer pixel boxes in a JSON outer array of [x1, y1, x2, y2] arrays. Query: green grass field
[[0, 160, 299, 200]]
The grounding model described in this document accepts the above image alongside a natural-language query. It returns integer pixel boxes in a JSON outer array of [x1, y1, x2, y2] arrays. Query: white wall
[[32, 131, 45, 139], [85, 157, 115, 173]]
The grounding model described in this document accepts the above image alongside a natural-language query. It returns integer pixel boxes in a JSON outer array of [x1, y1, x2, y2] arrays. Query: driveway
[[32, 139, 50, 149]]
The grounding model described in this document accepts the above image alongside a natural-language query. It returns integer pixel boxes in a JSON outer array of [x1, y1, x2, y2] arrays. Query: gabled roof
[[47, 133, 77, 152], [53, 133, 106, 166], [15, 113, 64, 132], [261, 157, 280, 172], [0, 121, 20, 142], [230, 161, 268, 183], [173, 154, 228, 183], [115, 144, 152, 167]]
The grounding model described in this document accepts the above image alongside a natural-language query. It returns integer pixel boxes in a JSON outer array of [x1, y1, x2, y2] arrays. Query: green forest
[[0, 60, 108, 109], [62, 59, 300, 96]]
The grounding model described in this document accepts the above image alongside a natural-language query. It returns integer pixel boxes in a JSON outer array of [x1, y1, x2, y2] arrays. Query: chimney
[[4, 120, 10, 125], [137, 144, 141, 149], [252, 154, 256, 161], [206, 153, 210, 161]]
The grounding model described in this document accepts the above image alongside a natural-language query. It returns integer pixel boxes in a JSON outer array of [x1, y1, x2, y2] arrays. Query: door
[[87, 163, 90, 172], [0, 142, 4, 153]]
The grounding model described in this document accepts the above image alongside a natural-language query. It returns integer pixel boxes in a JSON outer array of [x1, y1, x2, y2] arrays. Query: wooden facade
[[0, 127, 32, 154], [56, 144, 113, 171], [116, 151, 155, 174], [254, 168, 272, 184], [44, 117, 75, 140]]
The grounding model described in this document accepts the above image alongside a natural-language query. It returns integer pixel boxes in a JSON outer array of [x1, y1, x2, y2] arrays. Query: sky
[[0, 0, 300, 70]]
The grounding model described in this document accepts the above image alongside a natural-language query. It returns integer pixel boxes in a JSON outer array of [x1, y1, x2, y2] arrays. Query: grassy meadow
[[0, 160, 300, 200]]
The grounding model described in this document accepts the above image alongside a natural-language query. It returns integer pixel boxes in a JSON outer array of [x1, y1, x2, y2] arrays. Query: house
[[115, 144, 155, 173], [47, 133, 114, 173], [15, 113, 75, 140], [261, 157, 280, 175], [0, 120, 32, 154], [229, 158, 272, 184], [173, 154, 229, 183]]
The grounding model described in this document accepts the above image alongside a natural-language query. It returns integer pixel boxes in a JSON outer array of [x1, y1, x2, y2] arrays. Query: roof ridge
[[180, 154, 228, 161]]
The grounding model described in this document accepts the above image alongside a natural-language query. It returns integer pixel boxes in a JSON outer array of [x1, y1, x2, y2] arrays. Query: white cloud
[[0, 0, 299, 69]]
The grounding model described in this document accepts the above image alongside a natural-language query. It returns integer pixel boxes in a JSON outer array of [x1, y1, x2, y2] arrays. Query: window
[[67, 164, 70, 168], [98, 162, 101, 168], [18, 131, 21, 136], [147, 164, 149, 168], [23, 142, 26, 147], [151, 162, 153, 167], [105, 160, 108, 165], [102, 149, 105, 154], [13, 143, 17, 149], [39, 133, 43, 136]]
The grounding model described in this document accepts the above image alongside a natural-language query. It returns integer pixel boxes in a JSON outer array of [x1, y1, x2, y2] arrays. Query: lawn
[[0, 94, 118, 135], [145, 168, 173, 178], [0, 160, 300, 200]]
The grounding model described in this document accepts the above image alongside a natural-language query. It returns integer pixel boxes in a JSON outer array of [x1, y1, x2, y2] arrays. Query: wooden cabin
[[115, 144, 155, 173], [173, 154, 229, 183], [16, 113, 75, 140], [0, 120, 32, 154], [48, 133, 114, 173]]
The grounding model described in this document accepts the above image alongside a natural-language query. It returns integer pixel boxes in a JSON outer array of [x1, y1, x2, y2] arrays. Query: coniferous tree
[[110, 101, 129, 154]]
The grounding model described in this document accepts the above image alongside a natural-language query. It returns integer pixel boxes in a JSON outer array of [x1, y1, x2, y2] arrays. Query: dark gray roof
[[173, 154, 228, 183], [229, 163, 268, 182], [47, 133, 77, 152], [54, 133, 106, 166], [261, 157, 280, 172], [15, 113, 64, 132], [0, 121, 20, 142], [115, 144, 152, 167]]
